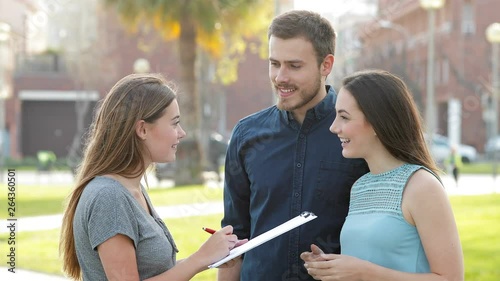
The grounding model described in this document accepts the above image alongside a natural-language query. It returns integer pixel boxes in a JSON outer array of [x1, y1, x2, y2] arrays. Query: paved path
[[0, 173, 498, 280], [0, 268, 70, 281], [440, 173, 500, 195]]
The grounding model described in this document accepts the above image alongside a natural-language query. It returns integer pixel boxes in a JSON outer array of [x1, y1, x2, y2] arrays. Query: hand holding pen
[[202, 227, 216, 234], [202, 227, 248, 248], [192, 225, 239, 268], [199, 226, 248, 268]]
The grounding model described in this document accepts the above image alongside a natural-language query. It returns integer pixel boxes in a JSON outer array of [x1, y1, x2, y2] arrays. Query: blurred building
[[0, 0, 38, 159], [5, 0, 278, 161], [329, 1, 377, 89], [358, 0, 499, 152], [10, 0, 99, 160], [224, 0, 294, 134]]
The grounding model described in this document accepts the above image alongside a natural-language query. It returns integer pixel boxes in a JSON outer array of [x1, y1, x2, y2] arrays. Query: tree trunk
[[174, 14, 204, 185]]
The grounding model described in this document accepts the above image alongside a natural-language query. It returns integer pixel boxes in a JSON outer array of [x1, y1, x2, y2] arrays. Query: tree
[[103, 0, 272, 184]]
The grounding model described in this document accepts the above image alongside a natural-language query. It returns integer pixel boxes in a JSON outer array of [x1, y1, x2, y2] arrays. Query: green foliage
[[4, 157, 39, 168], [3, 157, 71, 171], [104, 0, 273, 85], [104, 0, 274, 185], [40, 48, 61, 55]]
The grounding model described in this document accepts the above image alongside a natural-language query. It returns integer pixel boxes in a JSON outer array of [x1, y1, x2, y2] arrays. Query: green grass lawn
[[164, 215, 224, 281], [0, 214, 223, 280], [450, 194, 500, 280], [1, 185, 499, 280], [0, 185, 71, 218]]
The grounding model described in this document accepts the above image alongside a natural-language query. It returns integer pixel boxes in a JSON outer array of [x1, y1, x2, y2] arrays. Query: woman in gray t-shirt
[[60, 73, 243, 280]]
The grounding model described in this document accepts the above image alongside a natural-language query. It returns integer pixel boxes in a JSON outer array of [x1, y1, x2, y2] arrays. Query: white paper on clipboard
[[208, 211, 317, 268]]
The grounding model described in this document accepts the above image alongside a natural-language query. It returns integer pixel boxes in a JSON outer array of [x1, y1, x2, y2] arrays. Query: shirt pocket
[[315, 160, 359, 207]]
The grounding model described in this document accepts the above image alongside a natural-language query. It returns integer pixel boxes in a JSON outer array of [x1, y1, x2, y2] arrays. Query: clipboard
[[208, 211, 317, 268]]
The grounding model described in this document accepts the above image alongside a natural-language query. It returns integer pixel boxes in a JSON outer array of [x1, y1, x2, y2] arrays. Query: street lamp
[[486, 23, 500, 139], [0, 22, 11, 181], [133, 58, 150, 74], [420, 0, 445, 139], [0, 22, 10, 42], [486, 22, 500, 178], [0, 22, 10, 98]]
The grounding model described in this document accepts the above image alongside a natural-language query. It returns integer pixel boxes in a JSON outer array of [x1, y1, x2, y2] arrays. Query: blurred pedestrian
[[445, 145, 463, 187]]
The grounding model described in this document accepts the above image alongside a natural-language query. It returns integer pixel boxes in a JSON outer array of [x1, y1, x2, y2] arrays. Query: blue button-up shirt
[[222, 86, 369, 281]]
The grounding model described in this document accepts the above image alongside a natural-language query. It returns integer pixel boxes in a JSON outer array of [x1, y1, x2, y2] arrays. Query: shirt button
[[294, 192, 300, 197], [299, 134, 305, 139], [296, 163, 302, 168]]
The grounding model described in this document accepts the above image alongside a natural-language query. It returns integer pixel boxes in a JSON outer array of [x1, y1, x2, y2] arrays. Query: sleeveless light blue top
[[340, 163, 434, 273]]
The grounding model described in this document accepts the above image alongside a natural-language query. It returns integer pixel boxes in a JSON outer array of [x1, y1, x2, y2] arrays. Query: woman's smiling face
[[330, 87, 376, 159], [143, 99, 186, 163]]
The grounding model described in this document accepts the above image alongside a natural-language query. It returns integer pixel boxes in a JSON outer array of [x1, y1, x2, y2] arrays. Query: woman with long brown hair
[[301, 70, 464, 281], [60, 73, 242, 280]]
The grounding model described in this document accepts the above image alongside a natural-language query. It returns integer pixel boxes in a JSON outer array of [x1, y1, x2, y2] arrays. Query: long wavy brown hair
[[59, 73, 177, 280], [342, 69, 440, 175]]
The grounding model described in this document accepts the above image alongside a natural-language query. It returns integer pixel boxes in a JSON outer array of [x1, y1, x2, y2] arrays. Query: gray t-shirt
[[73, 176, 178, 280]]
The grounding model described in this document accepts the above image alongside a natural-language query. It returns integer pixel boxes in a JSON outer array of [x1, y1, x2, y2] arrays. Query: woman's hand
[[192, 225, 248, 269], [198, 225, 236, 261], [300, 244, 327, 263], [218, 237, 249, 268], [303, 253, 368, 281]]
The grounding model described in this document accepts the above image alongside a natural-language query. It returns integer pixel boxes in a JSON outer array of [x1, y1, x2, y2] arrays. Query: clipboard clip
[[300, 211, 315, 218]]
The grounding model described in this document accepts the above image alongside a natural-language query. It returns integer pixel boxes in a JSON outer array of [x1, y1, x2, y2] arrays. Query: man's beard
[[274, 78, 322, 111]]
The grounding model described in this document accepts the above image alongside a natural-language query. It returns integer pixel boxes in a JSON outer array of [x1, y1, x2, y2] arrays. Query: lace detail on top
[[348, 163, 422, 217]]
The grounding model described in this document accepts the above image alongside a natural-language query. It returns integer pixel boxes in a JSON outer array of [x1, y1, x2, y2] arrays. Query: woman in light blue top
[[301, 70, 464, 281]]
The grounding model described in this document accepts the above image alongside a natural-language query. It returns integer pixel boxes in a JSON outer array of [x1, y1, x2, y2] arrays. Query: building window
[[461, 1, 476, 35], [435, 59, 441, 84], [442, 58, 449, 84]]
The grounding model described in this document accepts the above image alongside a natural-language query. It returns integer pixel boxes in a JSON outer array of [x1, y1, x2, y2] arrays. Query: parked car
[[429, 134, 477, 164], [485, 135, 500, 158]]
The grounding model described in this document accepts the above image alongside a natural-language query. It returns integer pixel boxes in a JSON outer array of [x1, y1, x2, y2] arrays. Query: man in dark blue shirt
[[219, 10, 369, 281]]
